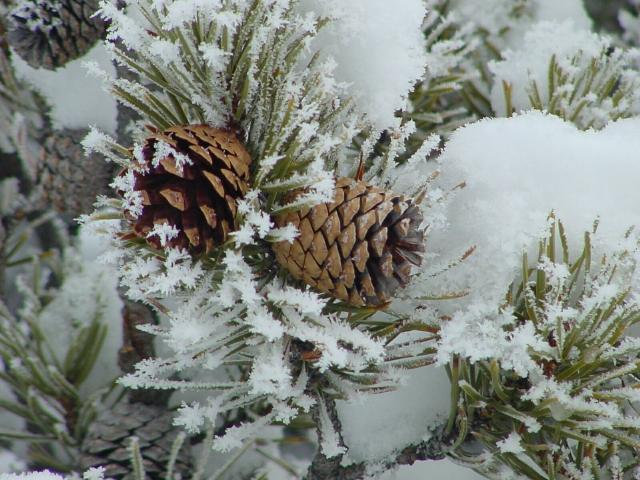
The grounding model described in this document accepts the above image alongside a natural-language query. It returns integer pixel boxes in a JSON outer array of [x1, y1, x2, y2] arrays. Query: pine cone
[[272, 177, 425, 307], [80, 400, 192, 479], [38, 129, 113, 217], [124, 125, 252, 254], [7, 0, 106, 70]]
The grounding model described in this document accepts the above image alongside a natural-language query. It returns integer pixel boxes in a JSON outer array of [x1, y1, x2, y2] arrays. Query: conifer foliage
[[2, 1, 640, 479]]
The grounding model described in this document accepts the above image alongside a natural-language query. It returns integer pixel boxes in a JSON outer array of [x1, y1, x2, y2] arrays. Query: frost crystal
[[496, 432, 524, 454]]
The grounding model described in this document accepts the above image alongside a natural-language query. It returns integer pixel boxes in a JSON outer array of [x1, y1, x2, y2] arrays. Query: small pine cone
[[272, 177, 425, 307], [7, 0, 106, 70], [80, 400, 192, 479], [37, 129, 113, 217], [123, 125, 252, 254]]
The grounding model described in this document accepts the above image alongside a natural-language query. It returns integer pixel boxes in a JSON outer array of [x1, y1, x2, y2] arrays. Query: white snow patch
[[297, 0, 427, 131], [379, 457, 486, 480], [337, 366, 451, 462], [0, 450, 26, 474], [0, 472, 64, 480], [450, 0, 591, 52], [38, 225, 123, 398], [531, 0, 592, 31], [430, 111, 640, 309], [11, 43, 117, 134]]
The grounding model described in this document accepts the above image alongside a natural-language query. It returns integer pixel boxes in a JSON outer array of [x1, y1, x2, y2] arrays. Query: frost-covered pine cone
[[8, 0, 106, 70], [122, 125, 252, 254], [79, 400, 192, 479], [273, 177, 425, 307], [37, 129, 113, 217]]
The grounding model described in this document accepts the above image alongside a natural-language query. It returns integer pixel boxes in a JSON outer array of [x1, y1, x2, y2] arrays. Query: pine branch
[[305, 392, 346, 480], [112, 52, 141, 147]]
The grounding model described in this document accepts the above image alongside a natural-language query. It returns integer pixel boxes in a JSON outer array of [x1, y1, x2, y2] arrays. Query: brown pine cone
[[8, 0, 106, 70], [123, 125, 252, 254], [272, 177, 425, 307], [80, 400, 192, 479], [80, 300, 190, 479], [38, 128, 113, 217]]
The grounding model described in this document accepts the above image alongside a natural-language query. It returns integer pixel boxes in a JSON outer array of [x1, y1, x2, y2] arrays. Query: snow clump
[[297, 0, 427, 131]]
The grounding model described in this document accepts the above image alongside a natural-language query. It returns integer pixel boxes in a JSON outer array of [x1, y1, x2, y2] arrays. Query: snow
[[448, 0, 521, 36], [37, 225, 123, 397], [146, 222, 180, 247], [530, 0, 592, 31], [496, 432, 525, 454], [0, 473, 64, 480], [489, 20, 610, 117], [450, 0, 591, 45], [150, 141, 193, 172], [248, 344, 293, 400], [337, 366, 451, 463], [430, 111, 640, 311], [11, 44, 117, 134], [379, 458, 486, 480], [620, 8, 640, 46], [116, 235, 389, 451], [0, 450, 26, 474], [436, 305, 545, 378], [317, 395, 347, 458], [297, 0, 427, 131], [0, 469, 106, 480], [82, 468, 106, 480], [6, 1, 637, 477]]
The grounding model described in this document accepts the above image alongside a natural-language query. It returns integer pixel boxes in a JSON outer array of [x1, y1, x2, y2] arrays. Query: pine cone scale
[[273, 177, 425, 306], [80, 401, 192, 479], [37, 129, 114, 217]]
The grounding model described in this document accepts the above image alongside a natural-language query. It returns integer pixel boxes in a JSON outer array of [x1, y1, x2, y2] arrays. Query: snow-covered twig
[[306, 392, 450, 480]]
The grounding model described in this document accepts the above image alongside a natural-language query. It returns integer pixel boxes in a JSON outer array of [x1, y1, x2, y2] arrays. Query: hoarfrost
[[496, 432, 525, 454]]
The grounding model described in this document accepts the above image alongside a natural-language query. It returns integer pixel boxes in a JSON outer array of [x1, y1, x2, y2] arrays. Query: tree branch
[[306, 392, 347, 480]]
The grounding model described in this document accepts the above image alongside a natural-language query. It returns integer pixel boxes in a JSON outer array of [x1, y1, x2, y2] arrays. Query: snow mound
[[430, 111, 640, 309], [338, 366, 450, 463], [531, 0, 592, 31], [450, 0, 591, 45]]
